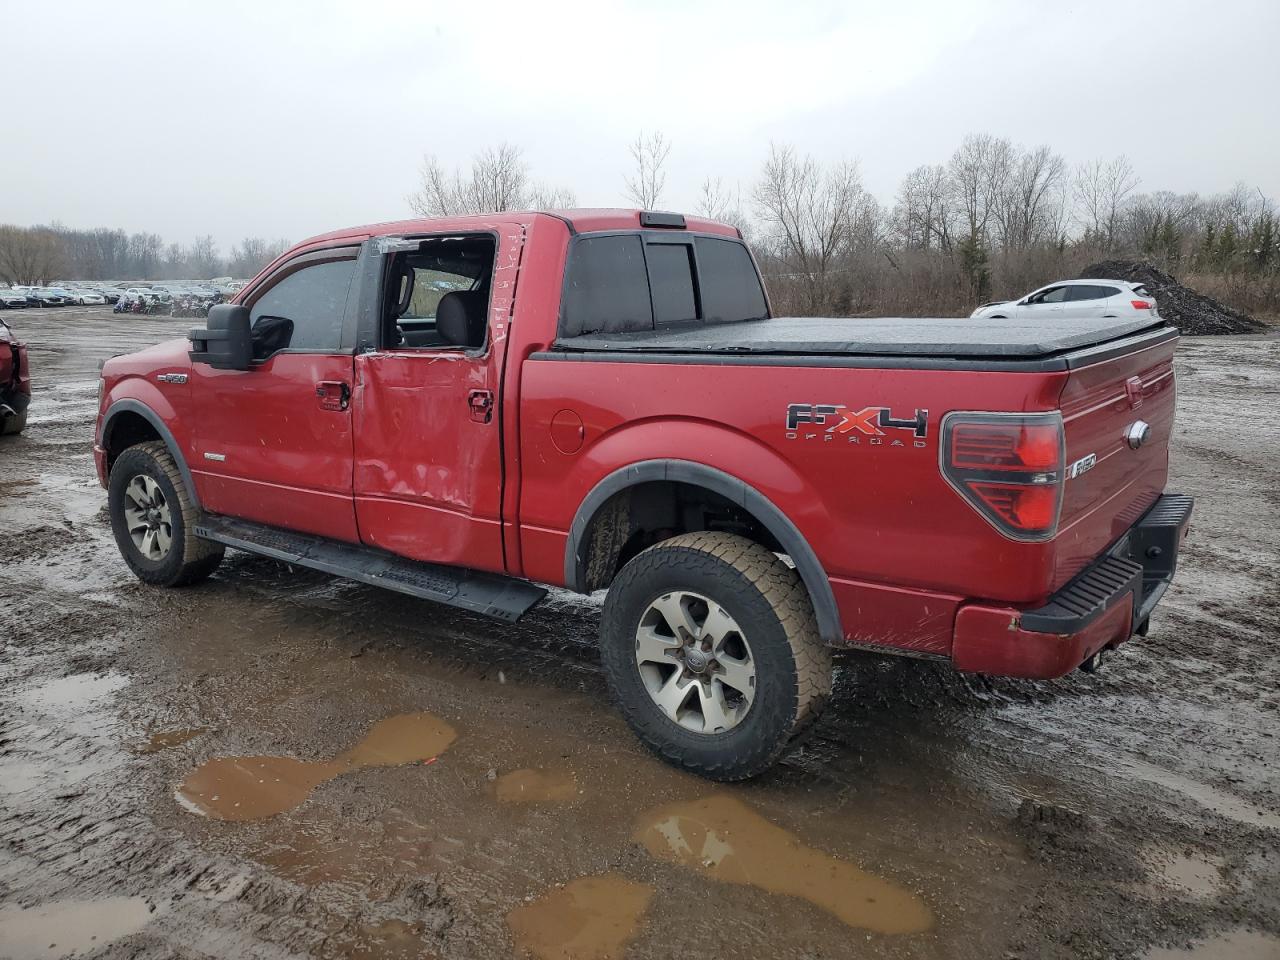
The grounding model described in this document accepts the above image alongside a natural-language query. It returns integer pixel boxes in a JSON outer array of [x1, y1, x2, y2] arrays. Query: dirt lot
[[1, 308, 1278, 960]]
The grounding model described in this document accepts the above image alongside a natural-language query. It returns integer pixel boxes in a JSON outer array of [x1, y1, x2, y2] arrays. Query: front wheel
[[600, 532, 832, 780], [108, 441, 223, 586]]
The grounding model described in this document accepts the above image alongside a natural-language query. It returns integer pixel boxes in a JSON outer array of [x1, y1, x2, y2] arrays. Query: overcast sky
[[3, 0, 1278, 250]]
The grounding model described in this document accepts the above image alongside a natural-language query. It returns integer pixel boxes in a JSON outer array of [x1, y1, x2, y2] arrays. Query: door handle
[[316, 380, 350, 411], [468, 389, 494, 423]]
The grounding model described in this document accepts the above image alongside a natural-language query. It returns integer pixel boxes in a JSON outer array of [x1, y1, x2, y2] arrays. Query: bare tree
[[891, 164, 953, 252], [0, 225, 66, 285], [1073, 155, 1140, 249], [228, 237, 290, 278], [624, 131, 671, 209], [948, 133, 1015, 244], [998, 145, 1068, 251], [696, 177, 753, 238], [752, 144, 869, 313], [527, 184, 578, 210], [409, 143, 573, 216], [187, 235, 222, 279]]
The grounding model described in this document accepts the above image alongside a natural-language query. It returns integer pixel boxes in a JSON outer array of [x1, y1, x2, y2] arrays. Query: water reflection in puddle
[[1141, 844, 1225, 900], [1142, 929, 1280, 959], [21, 671, 128, 714], [0, 896, 155, 959], [494, 768, 579, 804], [1122, 759, 1280, 832], [508, 874, 653, 960], [635, 794, 933, 935], [176, 712, 456, 821]]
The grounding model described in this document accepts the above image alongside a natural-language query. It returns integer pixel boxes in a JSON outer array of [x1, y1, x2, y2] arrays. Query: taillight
[[940, 413, 1064, 541], [1131, 300, 1152, 310]]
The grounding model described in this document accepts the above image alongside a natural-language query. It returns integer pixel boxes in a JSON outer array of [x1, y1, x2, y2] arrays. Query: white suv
[[971, 279, 1157, 321]]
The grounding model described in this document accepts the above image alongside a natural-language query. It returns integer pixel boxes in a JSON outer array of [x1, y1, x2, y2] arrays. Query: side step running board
[[193, 515, 546, 623]]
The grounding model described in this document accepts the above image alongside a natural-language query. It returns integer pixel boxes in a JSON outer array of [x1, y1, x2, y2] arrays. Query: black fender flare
[[98, 398, 201, 510], [565, 459, 843, 644]]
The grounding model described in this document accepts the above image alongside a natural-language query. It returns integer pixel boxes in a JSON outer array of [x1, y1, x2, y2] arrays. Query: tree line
[[5, 133, 1275, 320], [410, 133, 1279, 318], [0, 225, 290, 286]]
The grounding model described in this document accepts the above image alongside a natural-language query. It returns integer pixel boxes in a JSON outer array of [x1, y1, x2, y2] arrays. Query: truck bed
[[554, 316, 1171, 362]]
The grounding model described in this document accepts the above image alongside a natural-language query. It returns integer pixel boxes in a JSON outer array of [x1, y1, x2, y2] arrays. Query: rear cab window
[[558, 231, 767, 338]]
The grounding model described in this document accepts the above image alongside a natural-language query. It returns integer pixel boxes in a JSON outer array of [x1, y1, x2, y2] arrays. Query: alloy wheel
[[122, 474, 173, 561], [635, 591, 756, 734]]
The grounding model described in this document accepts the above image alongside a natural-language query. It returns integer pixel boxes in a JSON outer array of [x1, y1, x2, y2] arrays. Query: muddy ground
[[0, 308, 1277, 960]]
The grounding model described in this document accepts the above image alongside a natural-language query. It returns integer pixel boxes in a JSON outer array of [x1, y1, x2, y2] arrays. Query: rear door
[[1059, 284, 1111, 317], [350, 224, 526, 575], [189, 247, 361, 542]]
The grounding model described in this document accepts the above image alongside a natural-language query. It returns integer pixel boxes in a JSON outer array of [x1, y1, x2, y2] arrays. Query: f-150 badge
[[785, 404, 929, 447]]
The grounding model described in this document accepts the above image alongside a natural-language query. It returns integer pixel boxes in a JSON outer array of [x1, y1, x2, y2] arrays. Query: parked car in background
[[9, 288, 43, 308], [0, 316, 31, 435], [68, 289, 107, 306], [0, 290, 30, 309], [971, 279, 1157, 321], [31, 288, 73, 307]]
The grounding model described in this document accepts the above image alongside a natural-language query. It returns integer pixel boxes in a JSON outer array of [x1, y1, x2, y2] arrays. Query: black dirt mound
[[1077, 260, 1265, 336]]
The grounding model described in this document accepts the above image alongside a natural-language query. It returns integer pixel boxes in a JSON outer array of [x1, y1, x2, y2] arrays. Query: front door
[[351, 225, 524, 575], [189, 247, 361, 542]]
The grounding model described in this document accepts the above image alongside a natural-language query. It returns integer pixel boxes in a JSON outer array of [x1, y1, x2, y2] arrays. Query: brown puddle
[[508, 874, 654, 960], [139, 727, 208, 754], [635, 794, 933, 935], [176, 712, 456, 821], [0, 896, 155, 958], [495, 768, 579, 804]]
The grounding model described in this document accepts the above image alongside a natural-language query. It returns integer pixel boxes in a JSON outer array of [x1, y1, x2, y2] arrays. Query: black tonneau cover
[[555, 316, 1169, 359]]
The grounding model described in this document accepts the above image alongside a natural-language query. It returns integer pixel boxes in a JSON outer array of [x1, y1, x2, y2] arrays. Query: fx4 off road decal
[[785, 404, 929, 448]]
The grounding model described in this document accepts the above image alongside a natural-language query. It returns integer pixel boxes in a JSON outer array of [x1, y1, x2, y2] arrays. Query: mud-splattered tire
[[0, 409, 27, 435], [108, 441, 223, 587], [600, 532, 832, 781]]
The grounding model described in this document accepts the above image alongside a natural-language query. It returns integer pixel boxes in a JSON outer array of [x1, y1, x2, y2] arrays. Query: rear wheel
[[600, 532, 832, 780], [108, 441, 223, 586]]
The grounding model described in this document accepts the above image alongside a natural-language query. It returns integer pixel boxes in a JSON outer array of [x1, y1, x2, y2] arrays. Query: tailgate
[[1052, 334, 1178, 588]]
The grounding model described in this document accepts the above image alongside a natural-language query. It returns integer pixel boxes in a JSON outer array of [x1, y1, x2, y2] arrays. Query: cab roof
[[296, 209, 740, 249]]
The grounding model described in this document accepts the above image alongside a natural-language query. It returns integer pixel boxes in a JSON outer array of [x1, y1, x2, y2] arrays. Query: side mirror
[[189, 304, 252, 370]]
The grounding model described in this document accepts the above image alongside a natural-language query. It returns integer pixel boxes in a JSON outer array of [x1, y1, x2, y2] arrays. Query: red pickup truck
[[95, 209, 1193, 779], [1, 317, 31, 435]]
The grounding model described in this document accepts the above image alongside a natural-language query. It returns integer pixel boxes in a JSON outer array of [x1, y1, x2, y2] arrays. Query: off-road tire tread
[[112, 441, 223, 586], [601, 532, 832, 780]]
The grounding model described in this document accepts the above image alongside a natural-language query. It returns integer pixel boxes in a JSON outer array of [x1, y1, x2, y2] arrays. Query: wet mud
[[1, 310, 1279, 959], [493, 768, 579, 805]]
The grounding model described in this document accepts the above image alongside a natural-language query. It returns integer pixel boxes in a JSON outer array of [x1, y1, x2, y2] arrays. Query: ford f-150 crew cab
[[94, 209, 1193, 779]]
